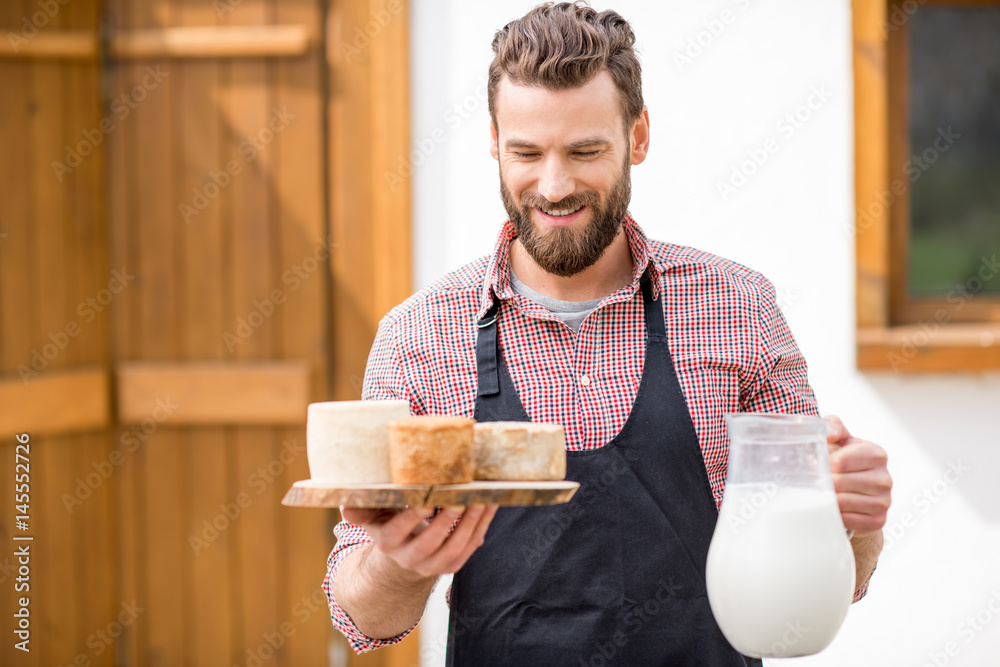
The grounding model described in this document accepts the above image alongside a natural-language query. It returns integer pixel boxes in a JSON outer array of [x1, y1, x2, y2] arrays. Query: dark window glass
[[908, 6, 1000, 296]]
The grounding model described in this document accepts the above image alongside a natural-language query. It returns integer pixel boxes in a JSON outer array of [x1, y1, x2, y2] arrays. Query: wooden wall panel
[[175, 1, 236, 663], [106, 3, 145, 665], [63, 3, 118, 659], [112, 3, 187, 666], [30, 57, 76, 665], [31, 2, 78, 664], [0, 0, 114, 665], [1, 0, 415, 664], [0, 0, 29, 655], [329, 1, 419, 666], [227, 2, 284, 664], [329, 0, 377, 403], [276, 0, 336, 662]]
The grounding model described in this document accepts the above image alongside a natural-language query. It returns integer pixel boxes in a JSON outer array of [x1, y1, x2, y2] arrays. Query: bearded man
[[323, 3, 891, 665]]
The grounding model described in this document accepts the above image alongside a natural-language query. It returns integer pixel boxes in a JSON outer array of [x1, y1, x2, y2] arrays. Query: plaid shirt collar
[[477, 213, 660, 321]]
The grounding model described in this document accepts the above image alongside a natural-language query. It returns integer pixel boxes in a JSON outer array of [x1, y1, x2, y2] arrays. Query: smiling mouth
[[539, 204, 586, 217]]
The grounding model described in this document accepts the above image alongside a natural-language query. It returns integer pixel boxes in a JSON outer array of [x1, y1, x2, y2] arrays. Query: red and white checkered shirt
[[323, 215, 870, 654]]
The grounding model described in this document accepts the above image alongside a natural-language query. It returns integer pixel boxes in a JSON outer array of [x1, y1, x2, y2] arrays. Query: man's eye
[[574, 151, 598, 157], [513, 152, 538, 158]]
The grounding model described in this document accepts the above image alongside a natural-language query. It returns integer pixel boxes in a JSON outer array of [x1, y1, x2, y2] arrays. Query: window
[[854, 0, 1000, 371]]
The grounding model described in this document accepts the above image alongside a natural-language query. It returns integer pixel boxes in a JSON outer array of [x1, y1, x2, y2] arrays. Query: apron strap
[[640, 266, 666, 339], [475, 297, 502, 397], [478, 267, 661, 398]]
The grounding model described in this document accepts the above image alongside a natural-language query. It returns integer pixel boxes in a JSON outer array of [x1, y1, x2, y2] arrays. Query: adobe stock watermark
[[235, 587, 329, 667], [179, 106, 296, 224], [766, 620, 810, 657], [52, 67, 169, 182], [222, 236, 335, 352], [672, 0, 755, 73], [853, 126, 961, 241], [384, 77, 489, 192], [55, 600, 144, 667], [580, 577, 684, 667], [882, 459, 969, 552], [521, 448, 642, 568], [720, 454, 817, 533], [723, 479, 788, 531], [213, 0, 244, 19], [881, 0, 929, 36], [338, 0, 404, 63], [61, 397, 181, 515], [886, 255, 998, 371], [774, 283, 803, 316], [188, 438, 305, 556], [6, 0, 72, 54], [922, 589, 1000, 667], [716, 84, 833, 202], [17, 268, 135, 385]]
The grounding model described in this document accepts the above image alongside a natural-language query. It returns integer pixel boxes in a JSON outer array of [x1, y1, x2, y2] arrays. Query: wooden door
[[0, 0, 417, 665]]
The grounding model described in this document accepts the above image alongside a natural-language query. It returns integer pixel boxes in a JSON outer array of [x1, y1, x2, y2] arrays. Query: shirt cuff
[[852, 561, 876, 603], [323, 526, 418, 654]]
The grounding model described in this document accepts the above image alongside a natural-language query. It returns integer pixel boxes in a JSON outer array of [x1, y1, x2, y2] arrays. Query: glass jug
[[705, 413, 855, 658]]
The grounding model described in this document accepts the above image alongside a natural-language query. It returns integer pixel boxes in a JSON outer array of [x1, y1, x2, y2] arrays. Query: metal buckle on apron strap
[[476, 305, 501, 328]]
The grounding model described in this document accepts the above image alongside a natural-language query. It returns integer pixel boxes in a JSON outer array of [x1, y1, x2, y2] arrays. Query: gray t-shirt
[[510, 271, 603, 333]]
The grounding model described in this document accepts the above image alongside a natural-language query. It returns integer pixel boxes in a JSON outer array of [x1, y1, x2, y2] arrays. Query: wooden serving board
[[281, 479, 580, 508]]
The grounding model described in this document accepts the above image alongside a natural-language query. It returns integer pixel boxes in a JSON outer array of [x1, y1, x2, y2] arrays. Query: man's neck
[[509, 228, 635, 302]]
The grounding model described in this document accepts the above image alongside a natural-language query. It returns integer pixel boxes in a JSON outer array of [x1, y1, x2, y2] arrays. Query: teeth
[[542, 204, 584, 217]]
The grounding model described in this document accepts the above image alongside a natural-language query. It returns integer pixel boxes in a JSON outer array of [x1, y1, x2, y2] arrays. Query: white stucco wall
[[405, 2, 1000, 665]]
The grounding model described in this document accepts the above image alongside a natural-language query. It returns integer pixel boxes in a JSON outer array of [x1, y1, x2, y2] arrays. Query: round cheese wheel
[[306, 400, 411, 484], [473, 421, 566, 481], [387, 416, 476, 485]]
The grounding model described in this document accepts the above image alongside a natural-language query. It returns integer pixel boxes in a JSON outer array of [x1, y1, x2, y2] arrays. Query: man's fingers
[[836, 491, 891, 516], [367, 507, 434, 551], [840, 511, 886, 534], [418, 505, 490, 574], [392, 507, 465, 569], [829, 439, 888, 474], [442, 504, 499, 574], [349, 503, 499, 579], [823, 414, 849, 444], [832, 468, 893, 496]]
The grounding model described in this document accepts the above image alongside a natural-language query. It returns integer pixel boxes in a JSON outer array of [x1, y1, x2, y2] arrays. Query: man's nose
[[536, 156, 575, 204]]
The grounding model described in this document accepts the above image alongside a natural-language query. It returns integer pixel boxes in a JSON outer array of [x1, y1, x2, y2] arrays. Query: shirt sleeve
[[853, 565, 874, 603], [361, 315, 413, 404], [322, 316, 418, 654], [740, 278, 819, 417], [322, 522, 418, 654]]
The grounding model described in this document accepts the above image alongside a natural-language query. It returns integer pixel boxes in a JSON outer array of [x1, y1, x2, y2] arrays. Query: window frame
[[853, 0, 1000, 371]]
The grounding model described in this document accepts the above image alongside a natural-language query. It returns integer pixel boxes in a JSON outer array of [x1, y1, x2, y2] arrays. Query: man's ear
[[630, 106, 650, 166], [490, 121, 500, 161]]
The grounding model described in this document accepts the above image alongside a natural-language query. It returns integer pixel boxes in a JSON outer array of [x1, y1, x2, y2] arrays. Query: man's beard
[[500, 157, 632, 278]]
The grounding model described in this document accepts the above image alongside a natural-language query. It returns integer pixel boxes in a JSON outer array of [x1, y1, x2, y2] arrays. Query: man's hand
[[334, 504, 499, 640], [342, 504, 499, 579], [825, 415, 892, 535]]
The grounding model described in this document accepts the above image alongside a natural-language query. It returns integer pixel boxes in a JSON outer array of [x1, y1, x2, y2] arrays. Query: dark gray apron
[[446, 269, 762, 666]]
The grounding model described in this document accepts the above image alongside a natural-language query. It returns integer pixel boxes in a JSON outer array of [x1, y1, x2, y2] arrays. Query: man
[[323, 2, 891, 665]]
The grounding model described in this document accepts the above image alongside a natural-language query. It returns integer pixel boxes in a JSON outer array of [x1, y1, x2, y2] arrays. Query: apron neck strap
[[640, 266, 666, 339], [475, 265, 664, 399], [475, 297, 502, 397]]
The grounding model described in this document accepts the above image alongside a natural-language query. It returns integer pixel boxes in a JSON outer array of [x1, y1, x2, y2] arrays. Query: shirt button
[[579, 374, 591, 387]]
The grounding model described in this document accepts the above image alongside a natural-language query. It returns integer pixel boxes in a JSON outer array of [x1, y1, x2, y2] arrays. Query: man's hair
[[488, 1, 643, 133]]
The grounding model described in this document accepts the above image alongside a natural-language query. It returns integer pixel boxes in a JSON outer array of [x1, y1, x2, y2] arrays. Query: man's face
[[491, 70, 645, 277]]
